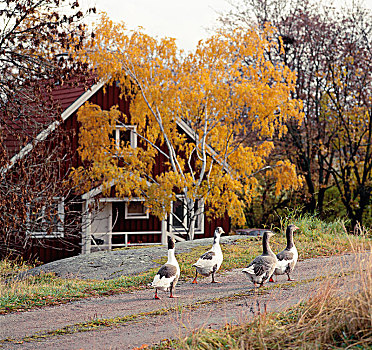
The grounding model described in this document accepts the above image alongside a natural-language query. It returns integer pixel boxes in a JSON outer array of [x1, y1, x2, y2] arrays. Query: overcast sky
[[81, 0, 372, 53], [80, 0, 235, 52]]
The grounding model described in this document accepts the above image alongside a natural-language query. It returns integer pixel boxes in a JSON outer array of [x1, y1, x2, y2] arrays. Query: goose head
[[287, 224, 299, 234], [263, 230, 275, 240], [214, 227, 225, 238], [167, 235, 176, 250]]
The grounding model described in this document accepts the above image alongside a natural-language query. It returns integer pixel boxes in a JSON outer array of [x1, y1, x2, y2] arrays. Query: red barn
[[1, 79, 230, 262]]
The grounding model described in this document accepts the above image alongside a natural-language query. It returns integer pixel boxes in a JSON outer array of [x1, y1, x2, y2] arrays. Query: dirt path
[[0, 252, 369, 350]]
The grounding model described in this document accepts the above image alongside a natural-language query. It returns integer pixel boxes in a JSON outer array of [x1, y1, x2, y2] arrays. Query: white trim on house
[[99, 197, 144, 202], [114, 125, 137, 149], [1, 80, 105, 176], [124, 200, 149, 219], [81, 180, 116, 200]]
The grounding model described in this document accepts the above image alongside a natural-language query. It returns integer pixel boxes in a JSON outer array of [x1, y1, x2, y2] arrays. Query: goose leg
[[154, 289, 161, 300], [269, 275, 275, 283], [211, 265, 220, 283], [211, 273, 221, 283], [287, 273, 295, 281], [169, 282, 179, 298], [192, 270, 198, 284]]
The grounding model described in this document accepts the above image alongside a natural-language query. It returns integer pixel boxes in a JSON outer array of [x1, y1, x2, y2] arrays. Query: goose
[[269, 224, 299, 282], [242, 230, 277, 287], [192, 227, 224, 284], [151, 236, 180, 299]]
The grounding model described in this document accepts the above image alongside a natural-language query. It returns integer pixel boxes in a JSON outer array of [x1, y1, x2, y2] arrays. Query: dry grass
[[154, 245, 372, 350]]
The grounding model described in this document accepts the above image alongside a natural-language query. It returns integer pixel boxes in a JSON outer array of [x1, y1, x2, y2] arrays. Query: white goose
[[269, 224, 299, 282], [242, 231, 277, 287], [151, 236, 180, 299], [192, 227, 224, 284]]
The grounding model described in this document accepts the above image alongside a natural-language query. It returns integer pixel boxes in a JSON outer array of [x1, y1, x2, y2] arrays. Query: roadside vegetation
[[154, 247, 372, 350], [0, 215, 370, 315]]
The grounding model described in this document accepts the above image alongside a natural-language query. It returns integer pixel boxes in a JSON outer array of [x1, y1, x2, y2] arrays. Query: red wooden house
[[1, 79, 230, 263]]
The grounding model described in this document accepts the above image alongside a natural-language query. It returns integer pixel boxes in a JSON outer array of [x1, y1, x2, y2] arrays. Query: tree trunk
[[186, 197, 196, 241]]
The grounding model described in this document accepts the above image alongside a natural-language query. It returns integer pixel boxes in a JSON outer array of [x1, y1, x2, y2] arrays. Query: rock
[[17, 235, 245, 281]]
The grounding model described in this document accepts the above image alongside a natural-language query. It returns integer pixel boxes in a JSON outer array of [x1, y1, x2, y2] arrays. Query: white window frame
[[114, 125, 137, 149], [26, 197, 65, 238], [124, 199, 149, 219], [170, 195, 204, 233]]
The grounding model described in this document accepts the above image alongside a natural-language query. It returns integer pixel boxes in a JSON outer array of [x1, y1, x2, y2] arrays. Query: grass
[[153, 247, 372, 350], [0, 215, 370, 315], [0, 267, 154, 314]]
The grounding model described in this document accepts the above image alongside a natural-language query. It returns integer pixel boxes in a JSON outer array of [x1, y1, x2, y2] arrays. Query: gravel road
[[0, 251, 369, 350]]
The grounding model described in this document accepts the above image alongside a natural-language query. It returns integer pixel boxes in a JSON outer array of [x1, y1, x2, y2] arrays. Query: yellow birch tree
[[71, 14, 303, 239]]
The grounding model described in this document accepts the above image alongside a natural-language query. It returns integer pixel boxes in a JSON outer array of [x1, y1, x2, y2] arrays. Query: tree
[[0, 0, 95, 259], [0, 0, 95, 145], [220, 0, 372, 226], [321, 4, 372, 226], [71, 14, 303, 240]]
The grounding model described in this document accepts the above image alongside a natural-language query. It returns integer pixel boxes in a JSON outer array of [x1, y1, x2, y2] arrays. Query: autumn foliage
[[71, 14, 303, 238]]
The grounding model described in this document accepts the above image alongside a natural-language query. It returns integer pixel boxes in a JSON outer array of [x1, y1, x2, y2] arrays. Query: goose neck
[[262, 236, 273, 255], [286, 228, 294, 249], [167, 248, 177, 264]]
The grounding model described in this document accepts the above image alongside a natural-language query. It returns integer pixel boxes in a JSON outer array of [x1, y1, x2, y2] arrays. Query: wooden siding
[[111, 202, 161, 244]]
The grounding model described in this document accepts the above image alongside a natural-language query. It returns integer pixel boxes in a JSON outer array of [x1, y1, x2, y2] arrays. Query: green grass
[[0, 216, 370, 315]]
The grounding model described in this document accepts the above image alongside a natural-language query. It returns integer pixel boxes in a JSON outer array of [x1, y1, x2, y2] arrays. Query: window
[[172, 198, 185, 228], [125, 200, 149, 219], [112, 125, 137, 149], [170, 196, 204, 232], [26, 198, 64, 238]]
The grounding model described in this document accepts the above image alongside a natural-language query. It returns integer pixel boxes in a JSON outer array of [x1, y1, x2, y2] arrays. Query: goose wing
[[277, 250, 294, 261], [193, 251, 217, 267], [276, 248, 297, 274], [201, 251, 216, 260], [244, 255, 276, 277], [157, 264, 178, 278], [152, 263, 178, 288]]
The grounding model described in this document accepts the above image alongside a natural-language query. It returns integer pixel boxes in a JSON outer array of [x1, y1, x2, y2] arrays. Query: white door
[[90, 202, 112, 251]]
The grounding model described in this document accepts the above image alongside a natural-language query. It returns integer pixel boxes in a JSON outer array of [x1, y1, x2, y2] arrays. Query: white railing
[[90, 231, 162, 251]]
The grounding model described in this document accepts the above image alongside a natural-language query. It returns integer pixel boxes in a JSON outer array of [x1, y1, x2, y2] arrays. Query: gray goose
[[192, 227, 224, 284], [269, 224, 299, 282], [151, 236, 180, 299], [242, 231, 277, 287]]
